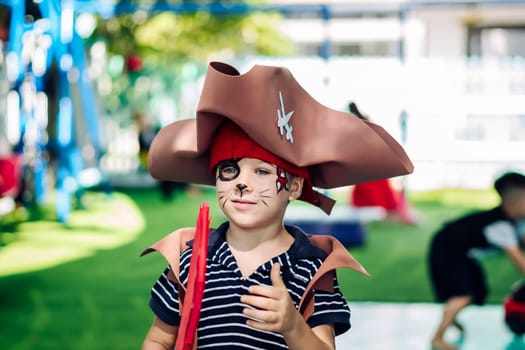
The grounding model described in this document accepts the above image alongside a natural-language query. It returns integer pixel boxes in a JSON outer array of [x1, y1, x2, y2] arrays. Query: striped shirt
[[149, 222, 351, 349]]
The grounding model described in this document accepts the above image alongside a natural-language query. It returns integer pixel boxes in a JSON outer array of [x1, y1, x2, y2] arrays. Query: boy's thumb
[[271, 263, 285, 288]]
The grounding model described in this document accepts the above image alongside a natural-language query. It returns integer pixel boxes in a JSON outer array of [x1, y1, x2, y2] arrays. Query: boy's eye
[[255, 168, 271, 175], [217, 160, 240, 181]]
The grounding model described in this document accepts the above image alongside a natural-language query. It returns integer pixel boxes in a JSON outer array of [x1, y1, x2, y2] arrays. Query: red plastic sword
[[175, 202, 210, 350]]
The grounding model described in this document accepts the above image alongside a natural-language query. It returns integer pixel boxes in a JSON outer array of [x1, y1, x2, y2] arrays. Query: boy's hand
[[241, 263, 301, 335]]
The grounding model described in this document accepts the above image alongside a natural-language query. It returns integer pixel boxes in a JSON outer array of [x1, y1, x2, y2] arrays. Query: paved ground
[[336, 302, 525, 350]]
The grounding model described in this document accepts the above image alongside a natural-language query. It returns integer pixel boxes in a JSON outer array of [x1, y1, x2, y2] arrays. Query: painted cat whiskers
[[215, 160, 291, 209]]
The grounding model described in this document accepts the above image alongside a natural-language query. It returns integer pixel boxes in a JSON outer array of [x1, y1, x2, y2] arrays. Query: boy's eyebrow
[[253, 159, 277, 167]]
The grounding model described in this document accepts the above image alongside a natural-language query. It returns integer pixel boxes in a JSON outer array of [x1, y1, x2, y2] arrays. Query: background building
[[253, 0, 525, 190]]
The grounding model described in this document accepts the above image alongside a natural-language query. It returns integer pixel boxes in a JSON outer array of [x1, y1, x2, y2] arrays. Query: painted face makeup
[[275, 166, 290, 193], [216, 159, 241, 182], [216, 159, 290, 194], [215, 158, 299, 229]]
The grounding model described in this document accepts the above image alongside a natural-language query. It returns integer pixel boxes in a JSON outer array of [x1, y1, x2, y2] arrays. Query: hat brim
[[148, 62, 413, 208]]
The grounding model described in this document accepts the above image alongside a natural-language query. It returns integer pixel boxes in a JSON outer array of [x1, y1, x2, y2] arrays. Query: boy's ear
[[289, 176, 304, 201]]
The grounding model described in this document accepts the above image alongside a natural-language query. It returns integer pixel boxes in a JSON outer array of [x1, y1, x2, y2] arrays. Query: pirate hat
[[148, 61, 414, 214]]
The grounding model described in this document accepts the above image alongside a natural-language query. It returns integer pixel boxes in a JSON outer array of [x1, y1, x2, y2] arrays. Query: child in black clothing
[[429, 172, 525, 350]]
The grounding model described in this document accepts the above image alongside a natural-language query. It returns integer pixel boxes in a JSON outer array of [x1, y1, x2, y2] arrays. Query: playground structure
[[0, 0, 319, 225], [0, 0, 103, 223], [1, 0, 524, 224]]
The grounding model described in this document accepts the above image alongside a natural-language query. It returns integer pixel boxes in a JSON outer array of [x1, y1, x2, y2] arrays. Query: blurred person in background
[[347, 102, 418, 225], [135, 111, 158, 173], [134, 111, 187, 201], [0, 136, 23, 207], [428, 171, 525, 350]]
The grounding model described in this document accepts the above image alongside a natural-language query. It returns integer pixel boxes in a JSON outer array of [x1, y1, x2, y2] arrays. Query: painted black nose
[[236, 183, 247, 191]]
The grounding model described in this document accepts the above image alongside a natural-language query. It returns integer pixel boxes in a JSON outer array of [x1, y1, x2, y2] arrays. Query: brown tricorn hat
[[148, 61, 414, 214]]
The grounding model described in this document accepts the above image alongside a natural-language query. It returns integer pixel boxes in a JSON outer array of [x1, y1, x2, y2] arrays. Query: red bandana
[[209, 122, 320, 207]]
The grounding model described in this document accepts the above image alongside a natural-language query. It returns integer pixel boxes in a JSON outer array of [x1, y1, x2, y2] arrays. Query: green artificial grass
[[337, 188, 518, 303], [0, 192, 145, 276], [0, 186, 521, 349]]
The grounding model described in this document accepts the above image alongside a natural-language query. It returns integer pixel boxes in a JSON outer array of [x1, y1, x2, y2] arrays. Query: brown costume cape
[[141, 227, 369, 322]]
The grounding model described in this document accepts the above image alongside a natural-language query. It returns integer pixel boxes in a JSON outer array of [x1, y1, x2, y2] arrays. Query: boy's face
[[505, 188, 525, 220], [215, 158, 303, 229]]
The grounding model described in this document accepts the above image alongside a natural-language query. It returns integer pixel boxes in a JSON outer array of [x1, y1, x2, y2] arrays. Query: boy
[[141, 61, 413, 349], [428, 171, 525, 350]]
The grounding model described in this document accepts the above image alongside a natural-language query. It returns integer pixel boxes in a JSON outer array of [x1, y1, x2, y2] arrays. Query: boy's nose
[[236, 183, 248, 191]]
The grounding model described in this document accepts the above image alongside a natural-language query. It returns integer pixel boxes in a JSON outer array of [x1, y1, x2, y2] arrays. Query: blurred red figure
[[351, 178, 397, 212], [0, 136, 23, 218], [348, 101, 418, 225], [350, 179, 416, 225], [0, 155, 22, 198], [0, 136, 22, 200], [351, 179, 397, 211]]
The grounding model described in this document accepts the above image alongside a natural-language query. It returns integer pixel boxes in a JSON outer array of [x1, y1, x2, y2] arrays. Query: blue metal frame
[[1, 0, 102, 223]]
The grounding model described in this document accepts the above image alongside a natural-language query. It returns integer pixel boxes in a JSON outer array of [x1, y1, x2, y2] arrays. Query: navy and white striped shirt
[[149, 222, 351, 349]]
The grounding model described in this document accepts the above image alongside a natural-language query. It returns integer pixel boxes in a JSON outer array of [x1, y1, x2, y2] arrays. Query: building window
[[468, 26, 525, 58], [457, 114, 525, 141]]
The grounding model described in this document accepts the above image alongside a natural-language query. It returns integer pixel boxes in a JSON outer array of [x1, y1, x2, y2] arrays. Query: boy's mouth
[[231, 199, 256, 205]]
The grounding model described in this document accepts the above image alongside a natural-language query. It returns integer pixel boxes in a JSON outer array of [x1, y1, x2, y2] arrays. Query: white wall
[[410, 6, 525, 58], [239, 55, 525, 191]]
